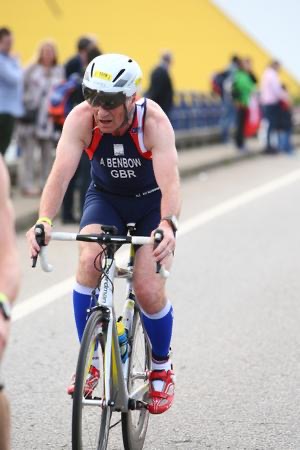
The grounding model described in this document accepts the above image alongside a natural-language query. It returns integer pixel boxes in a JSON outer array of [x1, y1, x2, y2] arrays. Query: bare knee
[[134, 278, 166, 314], [77, 246, 102, 287]]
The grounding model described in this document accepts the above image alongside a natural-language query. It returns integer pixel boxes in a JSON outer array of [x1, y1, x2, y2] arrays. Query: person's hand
[[152, 222, 175, 263], [0, 315, 10, 360], [26, 222, 52, 259]]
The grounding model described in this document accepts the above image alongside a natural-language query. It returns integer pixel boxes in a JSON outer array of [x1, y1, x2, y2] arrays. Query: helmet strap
[[115, 102, 134, 133]]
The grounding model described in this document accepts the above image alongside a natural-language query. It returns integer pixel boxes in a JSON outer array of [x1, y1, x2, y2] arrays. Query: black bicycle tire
[[121, 311, 151, 450], [72, 310, 111, 450]]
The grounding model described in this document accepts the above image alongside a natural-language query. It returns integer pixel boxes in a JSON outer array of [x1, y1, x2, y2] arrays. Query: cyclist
[[0, 155, 20, 449], [26, 54, 181, 414]]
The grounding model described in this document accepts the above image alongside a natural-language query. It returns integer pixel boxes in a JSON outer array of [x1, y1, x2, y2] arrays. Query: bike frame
[[37, 230, 160, 413], [92, 255, 134, 413]]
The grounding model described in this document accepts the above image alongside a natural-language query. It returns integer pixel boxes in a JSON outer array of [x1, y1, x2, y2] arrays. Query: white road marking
[[12, 277, 75, 322], [178, 168, 300, 236], [12, 168, 300, 323]]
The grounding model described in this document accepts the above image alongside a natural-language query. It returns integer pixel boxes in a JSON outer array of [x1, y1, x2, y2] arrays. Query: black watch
[[0, 299, 12, 321], [161, 215, 178, 233]]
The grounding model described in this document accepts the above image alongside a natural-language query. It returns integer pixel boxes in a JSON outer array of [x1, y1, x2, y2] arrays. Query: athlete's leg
[[68, 190, 125, 394], [73, 223, 117, 344], [73, 187, 126, 343], [133, 245, 173, 364], [132, 199, 174, 368], [133, 247, 175, 413]]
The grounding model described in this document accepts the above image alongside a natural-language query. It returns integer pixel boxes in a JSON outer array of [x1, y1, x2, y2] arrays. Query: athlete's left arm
[[146, 107, 181, 259]]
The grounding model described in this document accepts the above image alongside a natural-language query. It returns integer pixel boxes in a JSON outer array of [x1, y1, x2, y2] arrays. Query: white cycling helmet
[[82, 53, 142, 109]]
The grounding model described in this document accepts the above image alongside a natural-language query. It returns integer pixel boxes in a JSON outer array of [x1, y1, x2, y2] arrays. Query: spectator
[[0, 27, 23, 157], [17, 40, 64, 196], [145, 51, 174, 117], [232, 58, 256, 151], [260, 60, 284, 153], [278, 84, 293, 154], [213, 55, 240, 143], [61, 36, 98, 224], [244, 57, 258, 84], [65, 36, 96, 104], [0, 155, 20, 450], [243, 58, 260, 138], [86, 45, 102, 65]]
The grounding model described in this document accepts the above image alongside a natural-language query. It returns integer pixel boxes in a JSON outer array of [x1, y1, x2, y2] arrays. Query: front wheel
[[122, 311, 151, 450], [72, 310, 111, 450]]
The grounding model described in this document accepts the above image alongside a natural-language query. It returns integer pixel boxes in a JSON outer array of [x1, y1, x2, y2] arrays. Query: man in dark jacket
[[61, 36, 97, 223], [146, 51, 174, 117], [65, 37, 95, 105]]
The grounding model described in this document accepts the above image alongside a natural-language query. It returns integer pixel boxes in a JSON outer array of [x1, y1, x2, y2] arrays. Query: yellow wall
[[2, 0, 299, 95]]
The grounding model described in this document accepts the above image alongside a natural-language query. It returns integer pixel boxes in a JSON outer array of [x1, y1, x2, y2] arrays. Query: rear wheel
[[72, 310, 111, 450], [122, 312, 151, 450]]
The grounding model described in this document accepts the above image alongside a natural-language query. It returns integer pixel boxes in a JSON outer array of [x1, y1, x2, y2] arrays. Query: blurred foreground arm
[[0, 156, 20, 356]]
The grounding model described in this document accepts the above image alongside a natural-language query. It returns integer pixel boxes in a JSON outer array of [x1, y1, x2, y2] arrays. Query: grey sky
[[212, 0, 300, 81]]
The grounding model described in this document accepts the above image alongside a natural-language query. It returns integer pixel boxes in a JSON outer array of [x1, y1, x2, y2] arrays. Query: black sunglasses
[[82, 86, 127, 110]]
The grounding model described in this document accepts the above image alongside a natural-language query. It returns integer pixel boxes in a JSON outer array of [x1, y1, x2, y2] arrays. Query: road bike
[[34, 223, 168, 450]]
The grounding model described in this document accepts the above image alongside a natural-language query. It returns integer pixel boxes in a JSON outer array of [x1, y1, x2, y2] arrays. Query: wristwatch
[[161, 215, 179, 234], [0, 297, 12, 321]]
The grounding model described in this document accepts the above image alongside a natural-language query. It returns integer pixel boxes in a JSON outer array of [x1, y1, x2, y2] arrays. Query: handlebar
[[33, 227, 170, 278]]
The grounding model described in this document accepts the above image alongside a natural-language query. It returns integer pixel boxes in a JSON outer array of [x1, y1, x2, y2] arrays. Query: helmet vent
[[90, 62, 95, 78], [113, 69, 126, 83], [114, 79, 128, 87]]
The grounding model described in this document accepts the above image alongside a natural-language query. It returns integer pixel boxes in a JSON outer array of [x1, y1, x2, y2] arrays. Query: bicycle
[[33, 223, 169, 450]]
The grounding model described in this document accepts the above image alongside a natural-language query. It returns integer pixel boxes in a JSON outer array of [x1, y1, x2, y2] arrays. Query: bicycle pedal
[[137, 400, 148, 409], [129, 399, 148, 410]]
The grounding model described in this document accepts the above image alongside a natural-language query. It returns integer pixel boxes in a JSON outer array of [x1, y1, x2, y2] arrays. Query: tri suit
[[80, 98, 162, 235]]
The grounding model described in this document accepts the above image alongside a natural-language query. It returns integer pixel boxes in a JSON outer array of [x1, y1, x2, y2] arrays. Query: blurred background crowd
[[1, 4, 300, 221], [0, 29, 103, 223]]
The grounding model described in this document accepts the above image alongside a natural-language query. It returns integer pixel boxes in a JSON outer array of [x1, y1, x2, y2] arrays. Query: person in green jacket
[[232, 58, 256, 150]]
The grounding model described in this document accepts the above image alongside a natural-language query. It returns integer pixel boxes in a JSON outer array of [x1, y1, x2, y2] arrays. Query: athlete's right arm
[[26, 104, 92, 257]]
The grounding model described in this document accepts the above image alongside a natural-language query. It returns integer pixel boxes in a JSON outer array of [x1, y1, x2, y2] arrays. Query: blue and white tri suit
[[80, 98, 161, 235]]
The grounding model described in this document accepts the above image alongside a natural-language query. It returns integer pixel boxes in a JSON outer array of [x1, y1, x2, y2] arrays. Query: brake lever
[[153, 229, 164, 274], [32, 224, 46, 268], [153, 229, 170, 279]]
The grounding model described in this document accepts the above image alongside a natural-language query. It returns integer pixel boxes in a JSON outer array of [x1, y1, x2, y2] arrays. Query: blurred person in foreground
[[17, 40, 64, 196], [0, 27, 23, 157], [232, 58, 256, 151], [260, 60, 284, 154], [145, 51, 174, 118], [61, 36, 100, 224], [26, 53, 180, 414], [0, 155, 20, 450]]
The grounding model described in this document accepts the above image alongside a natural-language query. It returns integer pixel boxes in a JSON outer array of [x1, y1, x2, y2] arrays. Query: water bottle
[[116, 319, 128, 363], [122, 298, 135, 334]]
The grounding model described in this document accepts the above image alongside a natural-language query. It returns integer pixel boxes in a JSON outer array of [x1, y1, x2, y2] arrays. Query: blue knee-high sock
[[73, 282, 96, 342], [141, 301, 173, 362]]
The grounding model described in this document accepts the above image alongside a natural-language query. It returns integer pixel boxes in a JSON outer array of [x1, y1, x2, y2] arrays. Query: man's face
[[93, 97, 135, 133], [0, 34, 13, 54]]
